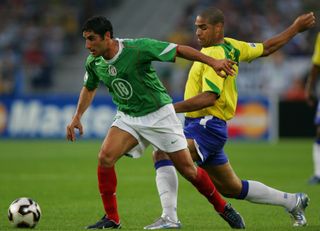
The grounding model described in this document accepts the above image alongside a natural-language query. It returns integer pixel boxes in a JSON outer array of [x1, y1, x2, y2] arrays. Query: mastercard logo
[[0, 103, 7, 134], [229, 102, 268, 138]]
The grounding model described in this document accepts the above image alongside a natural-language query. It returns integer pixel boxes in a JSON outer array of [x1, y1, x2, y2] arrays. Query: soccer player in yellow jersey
[[305, 32, 320, 184], [144, 7, 315, 229], [67, 15, 243, 230]]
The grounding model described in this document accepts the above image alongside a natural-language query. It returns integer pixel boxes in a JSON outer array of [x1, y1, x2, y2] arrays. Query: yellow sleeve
[[226, 38, 263, 62], [312, 33, 320, 66]]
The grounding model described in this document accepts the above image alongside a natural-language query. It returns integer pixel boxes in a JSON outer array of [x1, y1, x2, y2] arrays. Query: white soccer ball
[[8, 197, 42, 228]]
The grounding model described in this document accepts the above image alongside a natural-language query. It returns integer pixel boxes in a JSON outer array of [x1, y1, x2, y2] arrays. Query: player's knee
[[98, 149, 117, 167], [152, 150, 170, 163], [178, 165, 198, 181]]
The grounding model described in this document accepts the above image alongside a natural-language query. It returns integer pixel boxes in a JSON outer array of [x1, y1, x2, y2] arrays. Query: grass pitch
[[0, 139, 319, 230]]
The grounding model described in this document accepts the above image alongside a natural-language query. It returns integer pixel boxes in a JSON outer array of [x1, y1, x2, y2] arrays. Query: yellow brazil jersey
[[312, 33, 320, 66], [184, 37, 263, 121]]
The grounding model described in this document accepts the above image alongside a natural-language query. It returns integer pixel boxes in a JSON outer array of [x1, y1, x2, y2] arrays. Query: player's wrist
[[73, 114, 82, 120]]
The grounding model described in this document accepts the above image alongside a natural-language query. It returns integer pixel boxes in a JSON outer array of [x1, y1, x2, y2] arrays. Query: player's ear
[[214, 22, 224, 37], [215, 22, 224, 31], [104, 31, 111, 40]]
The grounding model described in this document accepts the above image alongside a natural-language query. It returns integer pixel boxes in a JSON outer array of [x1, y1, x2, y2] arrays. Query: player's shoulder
[[224, 37, 239, 44], [225, 37, 261, 50], [85, 54, 96, 65], [120, 37, 157, 47], [84, 55, 102, 69], [86, 54, 96, 63], [224, 37, 244, 48]]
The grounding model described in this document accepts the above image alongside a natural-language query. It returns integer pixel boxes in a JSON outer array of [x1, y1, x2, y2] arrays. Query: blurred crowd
[[0, 0, 319, 100], [0, 0, 120, 96]]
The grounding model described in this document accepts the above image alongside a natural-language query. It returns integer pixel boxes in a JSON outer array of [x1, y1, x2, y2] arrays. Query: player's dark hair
[[199, 7, 224, 25], [82, 16, 113, 38]]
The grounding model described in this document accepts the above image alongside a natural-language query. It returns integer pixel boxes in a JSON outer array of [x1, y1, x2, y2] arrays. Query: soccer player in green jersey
[[66, 16, 245, 229], [305, 32, 320, 184], [145, 7, 316, 229]]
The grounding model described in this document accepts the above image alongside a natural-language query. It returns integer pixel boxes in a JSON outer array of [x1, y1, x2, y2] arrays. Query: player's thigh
[[187, 139, 202, 161], [152, 136, 196, 164], [139, 105, 187, 153], [99, 126, 138, 166], [202, 162, 242, 196], [167, 149, 197, 181]]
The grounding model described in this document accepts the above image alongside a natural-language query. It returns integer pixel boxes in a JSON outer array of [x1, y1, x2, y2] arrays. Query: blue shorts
[[315, 101, 320, 125], [184, 116, 228, 167]]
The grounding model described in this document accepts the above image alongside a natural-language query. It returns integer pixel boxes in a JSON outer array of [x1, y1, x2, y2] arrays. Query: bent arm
[[176, 45, 235, 77], [306, 64, 320, 91], [66, 87, 97, 141], [262, 12, 315, 57], [176, 45, 213, 64], [74, 86, 97, 119], [174, 92, 218, 113], [305, 64, 320, 106]]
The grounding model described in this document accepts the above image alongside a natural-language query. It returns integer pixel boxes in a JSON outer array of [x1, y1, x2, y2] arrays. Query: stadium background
[[0, 0, 320, 140], [1, 0, 320, 230]]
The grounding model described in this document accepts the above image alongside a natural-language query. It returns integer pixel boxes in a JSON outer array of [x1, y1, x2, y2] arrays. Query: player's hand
[[305, 90, 316, 107], [293, 12, 316, 33], [66, 116, 84, 142], [210, 59, 236, 78]]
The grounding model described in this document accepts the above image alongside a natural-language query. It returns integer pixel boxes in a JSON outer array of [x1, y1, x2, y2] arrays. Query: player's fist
[[293, 12, 316, 33]]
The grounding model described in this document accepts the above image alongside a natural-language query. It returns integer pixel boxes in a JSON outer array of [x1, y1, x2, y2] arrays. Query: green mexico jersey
[[84, 38, 177, 116]]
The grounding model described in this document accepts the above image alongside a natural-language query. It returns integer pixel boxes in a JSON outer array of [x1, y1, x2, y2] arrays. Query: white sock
[[245, 180, 297, 211], [313, 143, 320, 177], [155, 165, 178, 222]]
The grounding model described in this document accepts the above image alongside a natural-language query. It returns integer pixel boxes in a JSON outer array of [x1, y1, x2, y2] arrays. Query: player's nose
[[85, 40, 91, 49]]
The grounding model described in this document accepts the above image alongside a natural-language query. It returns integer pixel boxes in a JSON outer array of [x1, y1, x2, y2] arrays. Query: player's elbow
[[203, 92, 218, 107], [261, 42, 278, 57], [261, 46, 272, 57], [175, 45, 183, 58]]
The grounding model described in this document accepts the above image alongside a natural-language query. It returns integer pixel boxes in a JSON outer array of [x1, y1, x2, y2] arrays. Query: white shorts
[[111, 104, 187, 158]]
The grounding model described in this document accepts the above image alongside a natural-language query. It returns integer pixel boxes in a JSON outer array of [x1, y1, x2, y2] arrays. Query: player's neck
[[212, 36, 224, 45], [103, 39, 119, 60]]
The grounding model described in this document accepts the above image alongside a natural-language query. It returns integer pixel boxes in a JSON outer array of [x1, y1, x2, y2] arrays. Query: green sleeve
[[83, 60, 99, 90], [137, 38, 177, 63]]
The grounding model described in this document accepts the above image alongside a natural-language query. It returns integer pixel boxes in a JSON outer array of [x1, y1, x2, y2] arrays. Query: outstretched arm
[[176, 45, 236, 77], [66, 86, 97, 141], [262, 12, 315, 57]]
